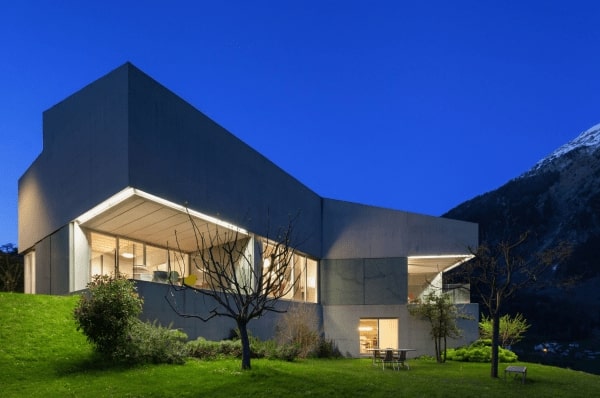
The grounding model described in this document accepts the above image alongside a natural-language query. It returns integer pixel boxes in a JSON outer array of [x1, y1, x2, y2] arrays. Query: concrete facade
[[18, 63, 479, 357]]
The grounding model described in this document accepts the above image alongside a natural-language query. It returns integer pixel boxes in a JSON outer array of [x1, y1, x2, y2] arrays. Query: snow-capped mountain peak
[[529, 122, 600, 173]]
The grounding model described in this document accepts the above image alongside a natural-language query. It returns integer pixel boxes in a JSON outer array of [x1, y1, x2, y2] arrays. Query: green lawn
[[1, 292, 599, 397]]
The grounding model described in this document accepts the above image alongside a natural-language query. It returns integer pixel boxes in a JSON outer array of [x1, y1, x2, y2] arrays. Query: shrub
[[446, 339, 518, 363], [275, 304, 321, 358], [249, 338, 278, 359], [74, 274, 187, 364], [74, 274, 143, 357], [311, 337, 342, 359], [274, 344, 301, 361], [186, 337, 243, 359], [119, 321, 188, 364], [479, 313, 530, 348]]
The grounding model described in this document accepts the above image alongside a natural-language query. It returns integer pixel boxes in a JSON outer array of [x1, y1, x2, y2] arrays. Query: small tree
[[167, 213, 299, 370], [409, 292, 465, 363], [479, 313, 530, 349]]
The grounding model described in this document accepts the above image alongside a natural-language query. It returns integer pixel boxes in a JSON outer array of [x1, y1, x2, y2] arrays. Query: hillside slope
[[444, 123, 600, 342]]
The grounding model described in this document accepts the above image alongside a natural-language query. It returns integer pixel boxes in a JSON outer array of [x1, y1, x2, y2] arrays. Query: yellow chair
[[183, 274, 197, 286]]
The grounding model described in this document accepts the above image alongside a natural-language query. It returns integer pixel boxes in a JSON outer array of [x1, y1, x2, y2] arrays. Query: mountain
[[443, 123, 600, 346]]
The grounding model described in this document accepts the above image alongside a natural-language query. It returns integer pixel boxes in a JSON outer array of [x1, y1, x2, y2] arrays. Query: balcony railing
[[442, 283, 470, 304]]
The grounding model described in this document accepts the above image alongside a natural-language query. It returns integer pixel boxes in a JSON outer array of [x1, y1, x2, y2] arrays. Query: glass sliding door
[[358, 318, 399, 354]]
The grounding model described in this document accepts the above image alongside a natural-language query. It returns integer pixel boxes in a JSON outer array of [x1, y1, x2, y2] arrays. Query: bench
[[504, 365, 527, 384]]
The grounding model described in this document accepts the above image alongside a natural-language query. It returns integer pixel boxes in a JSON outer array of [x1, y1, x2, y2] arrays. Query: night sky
[[2, 1, 600, 246]]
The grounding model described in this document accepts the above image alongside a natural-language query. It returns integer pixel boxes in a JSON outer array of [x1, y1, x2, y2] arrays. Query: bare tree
[[455, 232, 570, 377], [166, 213, 300, 370]]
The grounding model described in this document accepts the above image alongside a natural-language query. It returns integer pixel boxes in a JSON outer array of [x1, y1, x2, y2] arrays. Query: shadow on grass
[[53, 352, 145, 376]]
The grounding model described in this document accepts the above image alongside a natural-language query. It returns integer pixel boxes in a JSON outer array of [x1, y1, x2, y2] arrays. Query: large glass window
[[118, 238, 143, 279], [89, 231, 188, 282], [263, 242, 317, 303], [90, 232, 116, 277], [359, 318, 398, 354], [87, 230, 314, 302], [407, 272, 438, 303], [306, 258, 317, 303]]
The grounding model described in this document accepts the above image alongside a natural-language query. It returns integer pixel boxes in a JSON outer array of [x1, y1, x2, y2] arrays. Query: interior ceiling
[[80, 195, 241, 253], [407, 256, 471, 274]]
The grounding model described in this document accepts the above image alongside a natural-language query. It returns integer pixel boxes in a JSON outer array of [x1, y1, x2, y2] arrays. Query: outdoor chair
[[183, 274, 197, 286], [393, 350, 410, 370], [372, 349, 383, 366], [382, 349, 395, 370]]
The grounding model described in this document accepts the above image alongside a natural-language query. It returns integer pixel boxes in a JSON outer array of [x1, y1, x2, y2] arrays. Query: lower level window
[[359, 318, 398, 354]]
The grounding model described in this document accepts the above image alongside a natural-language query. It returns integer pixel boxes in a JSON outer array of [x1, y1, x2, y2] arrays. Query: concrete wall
[[135, 281, 322, 342], [32, 225, 70, 295], [323, 303, 479, 358], [319, 257, 407, 305], [19, 64, 130, 252], [125, 64, 322, 257], [20, 62, 323, 257], [322, 198, 478, 259]]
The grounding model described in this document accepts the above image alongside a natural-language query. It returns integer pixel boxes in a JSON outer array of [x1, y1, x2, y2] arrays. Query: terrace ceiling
[[76, 188, 245, 253]]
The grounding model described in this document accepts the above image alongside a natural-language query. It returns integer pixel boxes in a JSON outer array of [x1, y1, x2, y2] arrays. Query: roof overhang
[[75, 188, 247, 252], [407, 254, 473, 274]]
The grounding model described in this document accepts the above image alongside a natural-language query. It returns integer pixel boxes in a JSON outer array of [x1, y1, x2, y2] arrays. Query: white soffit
[[75, 188, 248, 252], [407, 254, 473, 274]]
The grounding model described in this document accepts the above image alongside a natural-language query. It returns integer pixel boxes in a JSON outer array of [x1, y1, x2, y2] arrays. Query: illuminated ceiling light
[[121, 252, 134, 259], [358, 326, 373, 332]]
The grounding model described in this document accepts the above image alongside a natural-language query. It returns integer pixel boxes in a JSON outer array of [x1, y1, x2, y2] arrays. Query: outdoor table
[[367, 348, 416, 370]]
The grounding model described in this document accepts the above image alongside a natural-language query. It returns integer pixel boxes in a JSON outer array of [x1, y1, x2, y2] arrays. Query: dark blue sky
[[2, 1, 600, 246]]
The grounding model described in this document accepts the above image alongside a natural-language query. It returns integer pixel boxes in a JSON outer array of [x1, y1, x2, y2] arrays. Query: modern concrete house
[[18, 63, 479, 357]]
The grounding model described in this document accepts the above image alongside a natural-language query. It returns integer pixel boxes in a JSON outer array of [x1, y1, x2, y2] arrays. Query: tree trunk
[[443, 335, 447, 363], [490, 312, 500, 378], [237, 320, 252, 370]]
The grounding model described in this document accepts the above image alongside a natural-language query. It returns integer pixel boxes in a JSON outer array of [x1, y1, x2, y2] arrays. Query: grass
[[1, 292, 599, 397]]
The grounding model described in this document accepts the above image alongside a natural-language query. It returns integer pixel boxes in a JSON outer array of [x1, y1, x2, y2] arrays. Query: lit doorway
[[359, 318, 398, 354]]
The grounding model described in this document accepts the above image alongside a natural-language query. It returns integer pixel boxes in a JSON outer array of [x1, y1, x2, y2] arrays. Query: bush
[[275, 304, 321, 358], [120, 321, 188, 364], [479, 313, 530, 348], [74, 274, 187, 364], [311, 337, 342, 359], [274, 344, 301, 361], [74, 274, 143, 357], [186, 337, 243, 359], [446, 339, 518, 363]]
